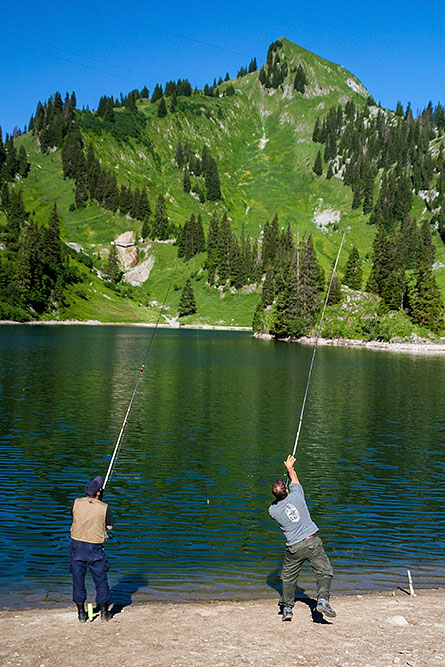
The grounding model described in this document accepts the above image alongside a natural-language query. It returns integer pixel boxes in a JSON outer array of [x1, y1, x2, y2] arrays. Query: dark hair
[[272, 479, 288, 500]]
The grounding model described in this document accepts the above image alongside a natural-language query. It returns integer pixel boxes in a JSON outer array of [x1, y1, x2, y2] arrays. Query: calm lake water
[[0, 324, 444, 609]]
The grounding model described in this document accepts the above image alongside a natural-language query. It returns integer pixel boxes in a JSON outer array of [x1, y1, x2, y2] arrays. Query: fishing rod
[[102, 277, 175, 489], [291, 228, 347, 458]]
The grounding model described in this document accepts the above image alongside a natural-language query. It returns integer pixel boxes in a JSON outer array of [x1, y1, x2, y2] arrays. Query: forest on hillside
[[0, 40, 444, 336]]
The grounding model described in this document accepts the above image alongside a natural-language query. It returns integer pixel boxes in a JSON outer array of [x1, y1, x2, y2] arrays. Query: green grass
[[320, 289, 439, 342]]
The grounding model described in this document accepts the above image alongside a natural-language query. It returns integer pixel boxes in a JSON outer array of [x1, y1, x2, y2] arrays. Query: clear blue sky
[[2, 0, 444, 134]]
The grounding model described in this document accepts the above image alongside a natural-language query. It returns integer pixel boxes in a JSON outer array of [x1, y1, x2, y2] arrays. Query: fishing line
[[291, 228, 347, 458], [103, 273, 176, 489], [62, 0, 254, 59]]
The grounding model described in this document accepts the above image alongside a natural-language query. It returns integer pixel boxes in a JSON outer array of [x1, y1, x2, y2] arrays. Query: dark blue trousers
[[69, 539, 110, 604]]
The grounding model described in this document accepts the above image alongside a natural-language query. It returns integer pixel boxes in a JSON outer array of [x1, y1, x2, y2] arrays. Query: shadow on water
[[109, 575, 148, 616], [266, 568, 330, 624]]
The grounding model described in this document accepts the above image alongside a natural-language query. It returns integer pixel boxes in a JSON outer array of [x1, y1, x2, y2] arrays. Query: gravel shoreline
[[2, 321, 445, 353], [1, 588, 443, 666]]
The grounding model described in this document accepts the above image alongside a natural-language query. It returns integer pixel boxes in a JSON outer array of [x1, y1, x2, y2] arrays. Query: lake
[[0, 324, 444, 609]]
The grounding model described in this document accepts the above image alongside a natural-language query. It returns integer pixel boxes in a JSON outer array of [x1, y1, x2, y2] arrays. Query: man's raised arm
[[284, 454, 300, 484]]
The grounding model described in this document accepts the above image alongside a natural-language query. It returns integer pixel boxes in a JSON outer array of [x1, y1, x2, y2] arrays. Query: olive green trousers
[[280, 534, 333, 607]]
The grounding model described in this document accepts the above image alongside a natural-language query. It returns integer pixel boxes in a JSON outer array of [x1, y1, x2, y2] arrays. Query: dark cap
[[85, 475, 104, 497]]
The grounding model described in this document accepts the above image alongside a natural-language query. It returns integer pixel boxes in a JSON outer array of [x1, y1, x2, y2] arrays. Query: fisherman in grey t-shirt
[[269, 455, 336, 622]]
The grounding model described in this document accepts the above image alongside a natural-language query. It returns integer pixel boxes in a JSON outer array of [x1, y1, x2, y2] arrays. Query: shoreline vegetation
[[1, 588, 444, 666], [2, 319, 445, 353]]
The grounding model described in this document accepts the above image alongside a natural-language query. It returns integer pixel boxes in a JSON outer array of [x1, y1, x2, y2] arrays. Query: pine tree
[[261, 268, 275, 306], [343, 246, 362, 289], [15, 219, 46, 311], [248, 57, 258, 73], [293, 65, 308, 94], [312, 117, 321, 143], [136, 187, 151, 221], [261, 216, 280, 271], [327, 271, 342, 305], [74, 176, 88, 209], [216, 214, 232, 283], [152, 194, 169, 240], [5, 190, 27, 251], [270, 235, 324, 338], [151, 84, 163, 103], [178, 278, 196, 316], [103, 98, 115, 122], [175, 141, 184, 168], [252, 299, 267, 333], [157, 96, 167, 118], [180, 166, 190, 195], [204, 157, 222, 201], [408, 266, 443, 332], [313, 150, 323, 176], [43, 203, 63, 279], [17, 146, 30, 177], [106, 244, 121, 283]]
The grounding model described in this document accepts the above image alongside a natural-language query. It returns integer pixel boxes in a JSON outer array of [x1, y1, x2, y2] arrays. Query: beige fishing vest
[[70, 496, 108, 544]]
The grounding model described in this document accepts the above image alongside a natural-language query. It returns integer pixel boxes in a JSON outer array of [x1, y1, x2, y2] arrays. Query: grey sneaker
[[316, 598, 336, 618], [282, 606, 293, 621]]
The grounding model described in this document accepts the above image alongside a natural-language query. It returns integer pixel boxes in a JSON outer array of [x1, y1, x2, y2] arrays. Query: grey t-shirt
[[269, 482, 318, 546]]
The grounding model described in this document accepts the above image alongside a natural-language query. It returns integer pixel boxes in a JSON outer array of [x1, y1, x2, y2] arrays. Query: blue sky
[[2, 0, 444, 134]]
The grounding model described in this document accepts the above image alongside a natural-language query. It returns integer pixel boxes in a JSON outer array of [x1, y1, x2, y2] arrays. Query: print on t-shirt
[[285, 503, 300, 523]]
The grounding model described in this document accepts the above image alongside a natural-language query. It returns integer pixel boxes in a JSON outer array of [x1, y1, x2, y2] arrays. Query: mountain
[[1, 38, 444, 337]]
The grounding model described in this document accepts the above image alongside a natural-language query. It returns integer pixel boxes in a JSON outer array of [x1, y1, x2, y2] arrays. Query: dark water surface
[[0, 325, 444, 609]]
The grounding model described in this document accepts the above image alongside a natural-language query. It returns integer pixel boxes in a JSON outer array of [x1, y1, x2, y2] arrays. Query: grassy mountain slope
[[6, 38, 445, 329]]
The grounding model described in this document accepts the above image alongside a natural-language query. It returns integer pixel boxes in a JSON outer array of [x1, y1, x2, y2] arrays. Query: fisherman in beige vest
[[69, 475, 114, 622]]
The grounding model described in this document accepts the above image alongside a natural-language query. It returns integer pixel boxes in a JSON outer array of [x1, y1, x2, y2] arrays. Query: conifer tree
[[252, 299, 267, 333], [15, 219, 46, 311], [343, 246, 362, 290], [260, 218, 276, 271], [312, 117, 321, 143], [178, 278, 196, 316], [313, 150, 323, 176], [157, 96, 167, 118], [140, 212, 151, 239], [204, 156, 222, 201], [261, 268, 275, 306], [103, 98, 115, 122], [151, 84, 163, 103], [5, 190, 27, 251], [17, 146, 30, 177], [408, 265, 443, 332], [248, 57, 257, 73], [62, 124, 85, 180], [170, 91, 177, 112], [293, 65, 308, 94], [152, 194, 169, 240], [269, 235, 324, 338], [216, 214, 232, 283], [179, 164, 189, 192], [327, 270, 342, 305], [106, 244, 120, 283], [43, 203, 63, 279]]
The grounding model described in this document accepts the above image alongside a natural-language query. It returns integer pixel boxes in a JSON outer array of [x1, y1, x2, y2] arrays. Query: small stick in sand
[[407, 569, 416, 597]]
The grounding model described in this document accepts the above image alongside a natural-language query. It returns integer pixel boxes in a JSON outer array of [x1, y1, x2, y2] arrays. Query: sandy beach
[[1, 589, 444, 666]]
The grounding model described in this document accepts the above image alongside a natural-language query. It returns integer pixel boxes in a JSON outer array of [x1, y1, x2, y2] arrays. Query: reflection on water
[[0, 325, 444, 609]]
